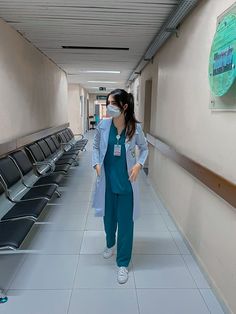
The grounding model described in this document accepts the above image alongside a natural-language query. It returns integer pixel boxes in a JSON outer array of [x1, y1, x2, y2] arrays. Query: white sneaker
[[117, 267, 128, 284], [103, 247, 114, 259]]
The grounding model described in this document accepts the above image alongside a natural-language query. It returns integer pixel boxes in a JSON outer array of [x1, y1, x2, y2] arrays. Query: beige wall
[[0, 18, 68, 143], [68, 84, 89, 135], [132, 0, 236, 312]]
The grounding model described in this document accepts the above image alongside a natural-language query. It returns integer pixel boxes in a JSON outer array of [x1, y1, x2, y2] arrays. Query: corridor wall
[[0, 18, 68, 144], [132, 0, 236, 312]]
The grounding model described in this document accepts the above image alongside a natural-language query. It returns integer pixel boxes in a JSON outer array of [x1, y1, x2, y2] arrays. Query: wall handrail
[[146, 133, 236, 209], [0, 123, 69, 157]]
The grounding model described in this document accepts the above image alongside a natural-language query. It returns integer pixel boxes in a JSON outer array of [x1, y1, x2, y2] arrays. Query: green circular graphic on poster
[[209, 14, 236, 96]]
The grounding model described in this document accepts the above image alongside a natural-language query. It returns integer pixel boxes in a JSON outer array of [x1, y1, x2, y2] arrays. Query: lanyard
[[116, 134, 121, 144]]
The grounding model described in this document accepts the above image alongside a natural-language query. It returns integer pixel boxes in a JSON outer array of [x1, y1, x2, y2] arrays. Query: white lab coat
[[92, 118, 148, 220]]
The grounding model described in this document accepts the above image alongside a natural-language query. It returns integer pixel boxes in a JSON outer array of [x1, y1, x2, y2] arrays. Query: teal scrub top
[[104, 121, 132, 194]]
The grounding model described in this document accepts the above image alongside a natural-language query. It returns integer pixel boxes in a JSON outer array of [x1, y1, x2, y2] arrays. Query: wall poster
[[209, 3, 236, 110]]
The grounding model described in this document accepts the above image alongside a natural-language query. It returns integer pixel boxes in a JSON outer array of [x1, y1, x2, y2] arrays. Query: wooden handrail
[[0, 123, 69, 156], [147, 133, 236, 209]]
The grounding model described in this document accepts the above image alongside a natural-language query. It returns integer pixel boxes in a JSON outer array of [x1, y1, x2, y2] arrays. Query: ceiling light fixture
[[88, 81, 118, 84], [80, 70, 121, 74]]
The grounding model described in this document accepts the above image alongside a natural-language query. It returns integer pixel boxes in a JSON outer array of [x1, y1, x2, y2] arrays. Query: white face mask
[[107, 104, 121, 118]]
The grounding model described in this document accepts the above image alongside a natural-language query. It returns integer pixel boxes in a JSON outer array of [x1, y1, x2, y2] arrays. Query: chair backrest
[[51, 135, 61, 149], [67, 128, 74, 138], [65, 129, 73, 140], [37, 140, 51, 158], [10, 150, 33, 176], [44, 137, 57, 154], [26, 143, 45, 162], [62, 130, 71, 141], [58, 132, 68, 143], [0, 157, 21, 188], [0, 181, 5, 196]]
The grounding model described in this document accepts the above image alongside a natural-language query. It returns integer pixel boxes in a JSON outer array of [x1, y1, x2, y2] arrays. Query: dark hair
[[106, 89, 139, 141]]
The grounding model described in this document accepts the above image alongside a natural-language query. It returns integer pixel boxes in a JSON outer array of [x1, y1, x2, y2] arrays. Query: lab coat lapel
[[101, 118, 112, 161]]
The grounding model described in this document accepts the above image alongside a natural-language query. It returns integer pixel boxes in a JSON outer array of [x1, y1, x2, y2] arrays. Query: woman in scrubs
[[92, 89, 148, 284]]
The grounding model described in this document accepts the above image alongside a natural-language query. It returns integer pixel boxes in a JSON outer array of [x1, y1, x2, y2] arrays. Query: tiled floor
[[0, 131, 226, 314]]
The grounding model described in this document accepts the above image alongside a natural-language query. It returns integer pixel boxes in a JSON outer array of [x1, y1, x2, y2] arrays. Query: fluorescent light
[[88, 81, 118, 84], [80, 70, 120, 74], [89, 87, 116, 90]]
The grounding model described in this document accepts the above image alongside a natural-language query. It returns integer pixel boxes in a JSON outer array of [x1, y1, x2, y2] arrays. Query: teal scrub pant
[[103, 183, 134, 267]]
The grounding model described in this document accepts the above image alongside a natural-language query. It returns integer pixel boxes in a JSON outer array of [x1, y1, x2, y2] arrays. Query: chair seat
[[54, 164, 71, 173], [0, 219, 34, 249], [35, 173, 64, 186], [2, 198, 48, 220], [66, 148, 80, 154], [21, 185, 57, 200], [59, 154, 77, 160], [55, 158, 74, 166]]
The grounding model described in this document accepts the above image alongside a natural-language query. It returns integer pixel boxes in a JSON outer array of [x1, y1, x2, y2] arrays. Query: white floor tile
[[85, 214, 104, 231], [68, 289, 139, 314], [74, 254, 135, 288], [1, 290, 71, 314], [135, 214, 169, 232], [10, 255, 78, 289], [182, 254, 210, 289], [0, 254, 26, 290], [140, 199, 161, 214], [45, 203, 89, 215], [133, 231, 179, 255], [161, 213, 178, 232], [200, 289, 226, 314], [132, 254, 196, 288], [171, 231, 191, 255], [22, 226, 83, 254], [51, 192, 91, 204], [137, 289, 210, 314], [80, 231, 106, 254], [38, 209, 87, 231]]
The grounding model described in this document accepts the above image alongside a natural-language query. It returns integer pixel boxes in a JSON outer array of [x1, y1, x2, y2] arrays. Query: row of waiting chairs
[[0, 128, 88, 251]]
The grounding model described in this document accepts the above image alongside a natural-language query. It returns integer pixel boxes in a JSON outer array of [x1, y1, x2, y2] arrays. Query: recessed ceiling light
[[80, 70, 120, 74], [89, 87, 117, 89], [88, 81, 118, 84], [68, 71, 120, 75]]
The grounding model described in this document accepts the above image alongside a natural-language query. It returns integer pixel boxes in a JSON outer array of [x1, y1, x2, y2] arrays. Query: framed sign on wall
[[209, 3, 236, 111]]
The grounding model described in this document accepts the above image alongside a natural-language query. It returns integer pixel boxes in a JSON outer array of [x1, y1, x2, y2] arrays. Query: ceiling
[[0, 0, 180, 94]]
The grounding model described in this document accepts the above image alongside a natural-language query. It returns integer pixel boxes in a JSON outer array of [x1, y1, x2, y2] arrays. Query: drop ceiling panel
[[0, 0, 179, 93]]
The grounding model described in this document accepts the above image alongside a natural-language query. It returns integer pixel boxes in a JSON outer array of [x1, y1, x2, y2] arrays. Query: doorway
[[143, 79, 152, 175]]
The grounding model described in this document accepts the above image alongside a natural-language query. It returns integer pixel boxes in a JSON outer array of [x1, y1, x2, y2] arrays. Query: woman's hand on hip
[[95, 164, 101, 176], [129, 163, 142, 182]]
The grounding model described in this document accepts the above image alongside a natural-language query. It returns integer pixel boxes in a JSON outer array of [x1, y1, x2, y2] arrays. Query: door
[[143, 79, 152, 174]]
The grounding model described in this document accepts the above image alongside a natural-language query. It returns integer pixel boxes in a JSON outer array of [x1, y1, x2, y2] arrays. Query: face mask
[[107, 104, 121, 118]]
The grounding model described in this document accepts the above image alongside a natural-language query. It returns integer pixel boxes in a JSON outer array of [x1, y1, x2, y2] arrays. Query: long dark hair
[[106, 89, 139, 141]]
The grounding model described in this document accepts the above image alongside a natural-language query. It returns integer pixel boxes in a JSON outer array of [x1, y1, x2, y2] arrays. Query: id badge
[[114, 144, 121, 156]]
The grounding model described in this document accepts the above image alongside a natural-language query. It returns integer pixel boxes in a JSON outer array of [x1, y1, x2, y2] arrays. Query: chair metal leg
[[55, 190, 61, 198]]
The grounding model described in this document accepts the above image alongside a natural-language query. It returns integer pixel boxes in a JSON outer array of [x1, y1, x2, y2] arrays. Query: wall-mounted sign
[[209, 3, 236, 110], [209, 14, 236, 96], [96, 95, 107, 100]]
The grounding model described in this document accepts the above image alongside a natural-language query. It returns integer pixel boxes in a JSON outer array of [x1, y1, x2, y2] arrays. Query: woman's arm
[[129, 123, 149, 182], [136, 123, 149, 167], [92, 124, 101, 170]]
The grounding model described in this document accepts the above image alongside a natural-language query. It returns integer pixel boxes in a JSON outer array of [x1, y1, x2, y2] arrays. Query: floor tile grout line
[[131, 260, 142, 314], [66, 146, 94, 314], [179, 254, 211, 313], [5, 253, 28, 294]]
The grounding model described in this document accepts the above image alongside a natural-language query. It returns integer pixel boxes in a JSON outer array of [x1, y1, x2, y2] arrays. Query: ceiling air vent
[[62, 46, 129, 51]]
